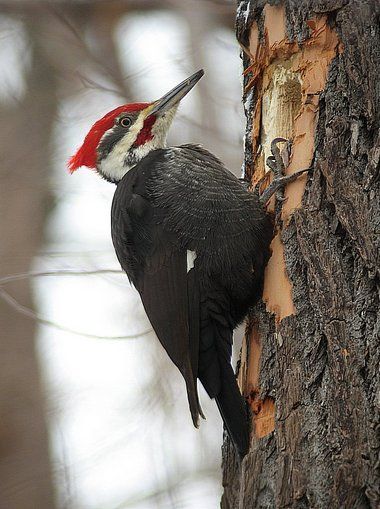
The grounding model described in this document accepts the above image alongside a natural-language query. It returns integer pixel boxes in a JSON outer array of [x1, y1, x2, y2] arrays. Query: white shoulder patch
[[187, 250, 197, 273]]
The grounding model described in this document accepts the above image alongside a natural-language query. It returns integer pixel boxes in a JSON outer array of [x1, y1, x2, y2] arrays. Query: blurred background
[[0, 1, 244, 507]]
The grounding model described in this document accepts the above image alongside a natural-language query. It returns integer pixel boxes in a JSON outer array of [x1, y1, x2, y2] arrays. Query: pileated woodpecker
[[69, 70, 307, 458]]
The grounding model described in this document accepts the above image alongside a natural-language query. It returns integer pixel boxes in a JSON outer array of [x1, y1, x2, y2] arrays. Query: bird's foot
[[259, 137, 310, 210]]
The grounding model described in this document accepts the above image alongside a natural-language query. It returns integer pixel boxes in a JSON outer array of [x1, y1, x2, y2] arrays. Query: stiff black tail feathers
[[215, 362, 249, 458], [185, 353, 249, 456], [197, 303, 249, 458]]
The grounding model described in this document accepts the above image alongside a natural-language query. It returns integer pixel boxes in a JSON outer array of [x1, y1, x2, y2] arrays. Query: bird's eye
[[119, 116, 132, 128]]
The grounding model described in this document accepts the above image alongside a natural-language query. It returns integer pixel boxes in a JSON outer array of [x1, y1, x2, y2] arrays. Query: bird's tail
[[215, 361, 249, 458], [198, 314, 249, 458]]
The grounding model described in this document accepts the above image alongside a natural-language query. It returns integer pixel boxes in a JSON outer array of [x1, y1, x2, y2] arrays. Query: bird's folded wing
[[136, 238, 203, 427]]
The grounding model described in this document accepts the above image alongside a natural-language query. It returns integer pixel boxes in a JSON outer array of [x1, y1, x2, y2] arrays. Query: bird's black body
[[70, 70, 307, 458], [111, 144, 273, 457]]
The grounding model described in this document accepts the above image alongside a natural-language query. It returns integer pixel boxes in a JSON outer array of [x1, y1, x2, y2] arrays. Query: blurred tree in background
[[0, 1, 243, 508]]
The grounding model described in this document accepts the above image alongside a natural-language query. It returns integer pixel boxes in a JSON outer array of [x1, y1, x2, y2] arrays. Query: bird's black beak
[[149, 69, 204, 117]]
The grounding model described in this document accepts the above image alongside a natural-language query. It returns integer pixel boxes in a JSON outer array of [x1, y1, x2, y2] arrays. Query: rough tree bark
[[221, 1, 379, 508]]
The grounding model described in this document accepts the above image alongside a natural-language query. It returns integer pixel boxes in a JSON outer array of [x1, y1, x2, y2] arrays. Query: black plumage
[[111, 144, 273, 457]]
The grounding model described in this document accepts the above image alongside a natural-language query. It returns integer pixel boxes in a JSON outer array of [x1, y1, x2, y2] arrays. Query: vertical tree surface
[[222, 1, 379, 508]]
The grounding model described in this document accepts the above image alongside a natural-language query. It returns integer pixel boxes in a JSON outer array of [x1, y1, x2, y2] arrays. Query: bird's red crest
[[68, 103, 149, 173]]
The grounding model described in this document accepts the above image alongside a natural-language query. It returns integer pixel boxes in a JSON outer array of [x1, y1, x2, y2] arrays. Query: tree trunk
[[0, 11, 59, 509], [221, 1, 380, 508]]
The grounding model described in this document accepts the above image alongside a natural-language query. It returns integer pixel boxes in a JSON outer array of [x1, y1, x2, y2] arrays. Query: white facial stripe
[[98, 110, 146, 182], [97, 106, 178, 182]]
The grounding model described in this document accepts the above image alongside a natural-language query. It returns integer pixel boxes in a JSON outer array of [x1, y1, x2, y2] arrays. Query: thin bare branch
[[0, 288, 151, 340], [0, 269, 123, 285]]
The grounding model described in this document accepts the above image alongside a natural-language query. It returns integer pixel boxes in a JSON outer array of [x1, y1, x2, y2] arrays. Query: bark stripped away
[[223, 1, 380, 508]]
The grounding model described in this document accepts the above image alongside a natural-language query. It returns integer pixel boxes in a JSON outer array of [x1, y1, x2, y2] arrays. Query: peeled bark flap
[[222, 1, 380, 508]]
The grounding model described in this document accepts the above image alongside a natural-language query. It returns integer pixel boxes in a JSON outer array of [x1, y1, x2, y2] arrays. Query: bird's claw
[[259, 138, 309, 207], [270, 137, 288, 154], [260, 169, 309, 204], [269, 137, 287, 179], [276, 194, 288, 203]]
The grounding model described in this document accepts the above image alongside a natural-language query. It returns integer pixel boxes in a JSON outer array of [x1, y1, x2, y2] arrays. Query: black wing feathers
[[139, 240, 203, 427]]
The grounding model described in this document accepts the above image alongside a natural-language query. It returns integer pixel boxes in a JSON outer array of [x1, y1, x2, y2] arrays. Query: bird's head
[[68, 70, 204, 183]]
